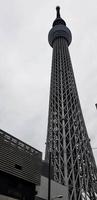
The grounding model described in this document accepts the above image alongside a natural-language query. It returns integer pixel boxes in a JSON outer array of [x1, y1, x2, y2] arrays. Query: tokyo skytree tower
[[45, 6, 97, 200]]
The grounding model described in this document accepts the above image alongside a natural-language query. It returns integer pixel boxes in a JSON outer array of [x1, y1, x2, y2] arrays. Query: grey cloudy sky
[[0, 0, 97, 163]]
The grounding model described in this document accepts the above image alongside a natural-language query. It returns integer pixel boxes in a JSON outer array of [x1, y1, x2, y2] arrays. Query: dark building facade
[[45, 7, 97, 200], [0, 129, 42, 200]]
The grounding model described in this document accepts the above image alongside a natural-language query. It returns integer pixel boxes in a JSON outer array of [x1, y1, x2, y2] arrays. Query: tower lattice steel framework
[[45, 7, 97, 200]]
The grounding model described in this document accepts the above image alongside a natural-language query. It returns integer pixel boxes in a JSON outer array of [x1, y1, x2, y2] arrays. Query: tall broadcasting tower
[[45, 7, 97, 200]]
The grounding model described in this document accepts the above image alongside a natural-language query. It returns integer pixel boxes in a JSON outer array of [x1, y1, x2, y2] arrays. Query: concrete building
[[36, 161, 67, 200], [0, 129, 42, 200], [0, 195, 18, 200]]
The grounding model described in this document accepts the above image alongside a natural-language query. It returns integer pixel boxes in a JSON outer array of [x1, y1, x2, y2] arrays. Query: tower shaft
[[45, 7, 97, 200]]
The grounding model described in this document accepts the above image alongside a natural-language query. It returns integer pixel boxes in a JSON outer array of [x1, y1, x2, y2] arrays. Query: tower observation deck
[[45, 6, 97, 200]]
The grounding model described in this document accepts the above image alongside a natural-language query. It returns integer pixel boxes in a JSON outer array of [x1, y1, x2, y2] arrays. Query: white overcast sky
[[0, 0, 97, 163]]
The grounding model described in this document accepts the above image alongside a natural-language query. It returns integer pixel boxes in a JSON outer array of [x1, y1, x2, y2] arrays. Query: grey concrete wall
[[36, 176, 68, 200], [0, 195, 18, 200]]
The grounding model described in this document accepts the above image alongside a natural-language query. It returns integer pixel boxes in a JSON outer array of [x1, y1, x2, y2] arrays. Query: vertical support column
[[48, 151, 51, 200], [59, 42, 68, 187]]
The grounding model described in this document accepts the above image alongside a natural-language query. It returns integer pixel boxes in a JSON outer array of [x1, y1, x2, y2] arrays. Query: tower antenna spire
[[56, 6, 61, 18]]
